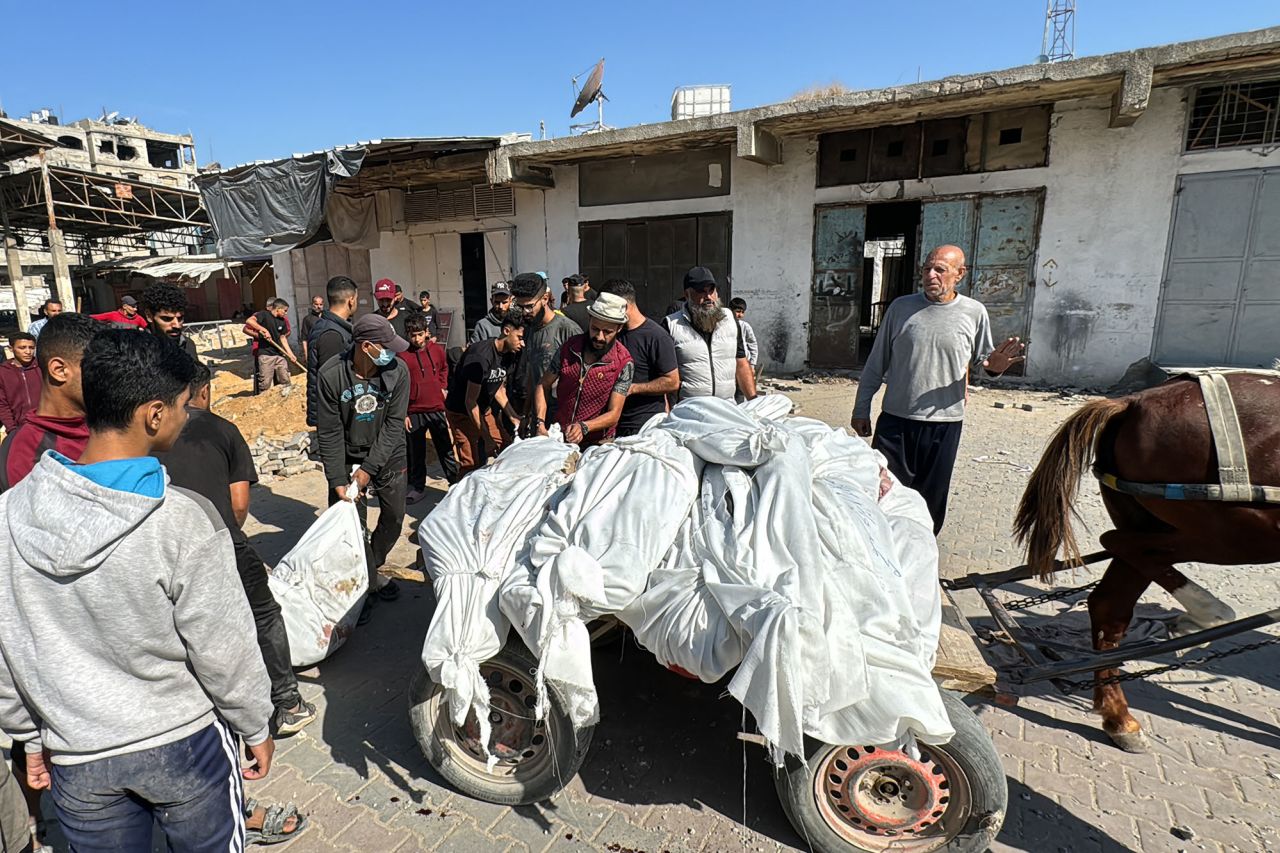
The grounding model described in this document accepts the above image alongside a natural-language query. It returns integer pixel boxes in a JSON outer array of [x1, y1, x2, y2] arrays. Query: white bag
[[268, 469, 368, 667]]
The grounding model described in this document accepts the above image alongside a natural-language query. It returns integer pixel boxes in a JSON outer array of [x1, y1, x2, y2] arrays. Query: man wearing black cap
[[315, 313, 411, 623], [468, 282, 513, 344], [664, 267, 755, 402], [92, 294, 149, 330], [560, 274, 594, 333]]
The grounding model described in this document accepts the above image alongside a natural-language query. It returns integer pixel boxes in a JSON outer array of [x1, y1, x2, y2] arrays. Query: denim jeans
[[49, 722, 244, 853]]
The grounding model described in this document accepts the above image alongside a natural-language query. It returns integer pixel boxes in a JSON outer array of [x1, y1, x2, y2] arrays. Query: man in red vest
[[533, 292, 633, 447]]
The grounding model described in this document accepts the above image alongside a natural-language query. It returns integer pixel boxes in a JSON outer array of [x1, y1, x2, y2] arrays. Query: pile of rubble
[[248, 430, 321, 482]]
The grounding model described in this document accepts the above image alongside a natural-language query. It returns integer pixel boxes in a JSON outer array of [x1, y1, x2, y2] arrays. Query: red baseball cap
[[374, 278, 396, 299]]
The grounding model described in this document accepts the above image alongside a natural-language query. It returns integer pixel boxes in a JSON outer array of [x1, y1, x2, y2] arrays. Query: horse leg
[[1098, 528, 1237, 636], [1086, 559, 1151, 753]]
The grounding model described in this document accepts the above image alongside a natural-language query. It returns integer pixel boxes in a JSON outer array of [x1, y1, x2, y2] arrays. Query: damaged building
[[213, 26, 1280, 385]]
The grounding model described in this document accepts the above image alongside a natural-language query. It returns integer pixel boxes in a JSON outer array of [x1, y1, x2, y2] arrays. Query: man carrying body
[[0, 333, 40, 432], [140, 281, 199, 361], [599, 279, 680, 437], [468, 282, 512, 344], [0, 313, 98, 492], [0, 329, 275, 852], [374, 279, 408, 338], [399, 311, 457, 498], [560, 274, 594, 332], [445, 310, 524, 476], [533, 292, 633, 447], [299, 295, 325, 363], [664, 267, 756, 402], [246, 299, 300, 394], [851, 244, 1024, 534], [510, 272, 580, 433], [306, 276, 359, 427], [91, 294, 148, 330], [315, 314, 410, 623], [27, 299, 61, 339], [154, 362, 317, 737]]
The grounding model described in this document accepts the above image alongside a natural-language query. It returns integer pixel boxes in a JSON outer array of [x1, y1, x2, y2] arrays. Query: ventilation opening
[[998, 127, 1023, 146], [1186, 80, 1280, 150], [930, 139, 950, 157], [839, 148, 858, 162], [885, 140, 905, 157]]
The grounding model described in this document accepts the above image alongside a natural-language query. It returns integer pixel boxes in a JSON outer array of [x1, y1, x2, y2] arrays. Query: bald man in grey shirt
[[852, 245, 1024, 533]]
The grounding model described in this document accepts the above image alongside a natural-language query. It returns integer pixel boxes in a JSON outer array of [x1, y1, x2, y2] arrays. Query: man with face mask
[[315, 314, 410, 624], [533, 292, 633, 447], [664, 267, 755, 402], [509, 272, 581, 433]]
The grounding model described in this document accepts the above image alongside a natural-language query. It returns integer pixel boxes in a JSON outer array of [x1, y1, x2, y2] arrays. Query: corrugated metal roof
[[86, 253, 241, 282], [210, 136, 514, 176]]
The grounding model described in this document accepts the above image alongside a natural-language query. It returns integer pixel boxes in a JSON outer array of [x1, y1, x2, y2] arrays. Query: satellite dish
[[570, 59, 610, 134], [571, 59, 605, 117]]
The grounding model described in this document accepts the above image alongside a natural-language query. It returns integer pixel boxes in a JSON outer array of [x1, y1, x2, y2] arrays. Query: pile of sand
[[205, 350, 309, 441]]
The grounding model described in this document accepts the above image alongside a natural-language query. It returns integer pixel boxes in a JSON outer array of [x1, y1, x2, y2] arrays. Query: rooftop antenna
[[1038, 0, 1076, 63], [570, 59, 610, 134]]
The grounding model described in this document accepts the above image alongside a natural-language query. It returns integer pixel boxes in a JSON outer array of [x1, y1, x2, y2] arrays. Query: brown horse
[[1014, 372, 1280, 751]]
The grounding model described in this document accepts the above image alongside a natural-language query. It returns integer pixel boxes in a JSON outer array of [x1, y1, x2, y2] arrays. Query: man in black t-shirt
[[153, 363, 316, 736], [299, 295, 324, 363], [599, 278, 680, 436], [444, 309, 524, 476], [560, 274, 594, 332], [246, 299, 300, 394]]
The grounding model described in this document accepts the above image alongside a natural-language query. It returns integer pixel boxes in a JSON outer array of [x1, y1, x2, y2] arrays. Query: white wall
[[369, 187, 549, 347]]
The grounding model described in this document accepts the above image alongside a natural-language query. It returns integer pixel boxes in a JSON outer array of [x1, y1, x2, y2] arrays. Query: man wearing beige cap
[[315, 313, 410, 624], [533, 291, 633, 448]]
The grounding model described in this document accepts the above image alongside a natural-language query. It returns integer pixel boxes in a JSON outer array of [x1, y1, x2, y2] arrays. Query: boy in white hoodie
[[0, 329, 274, 852]]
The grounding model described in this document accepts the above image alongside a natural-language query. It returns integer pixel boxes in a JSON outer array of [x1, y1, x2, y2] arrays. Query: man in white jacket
[[0, 329, 275, 852]]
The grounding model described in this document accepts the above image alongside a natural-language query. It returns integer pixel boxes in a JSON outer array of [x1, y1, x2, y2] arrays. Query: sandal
[[244, 798, 308, 846], [377, 578, 401, 602]]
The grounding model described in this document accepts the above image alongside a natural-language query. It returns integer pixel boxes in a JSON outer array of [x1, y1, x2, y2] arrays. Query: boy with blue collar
[[0, 329, 275, 851]]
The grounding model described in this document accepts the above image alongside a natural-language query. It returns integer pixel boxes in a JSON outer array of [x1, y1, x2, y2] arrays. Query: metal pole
[[0, 192, 30, 332], [39, 153, 75, 309]]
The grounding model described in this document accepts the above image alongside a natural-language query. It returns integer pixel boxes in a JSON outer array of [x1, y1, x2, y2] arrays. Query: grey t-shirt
[[853, 292, 994, 423]]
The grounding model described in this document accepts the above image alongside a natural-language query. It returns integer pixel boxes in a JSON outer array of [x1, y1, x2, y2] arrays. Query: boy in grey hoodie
[[0, 330, 274, 852]]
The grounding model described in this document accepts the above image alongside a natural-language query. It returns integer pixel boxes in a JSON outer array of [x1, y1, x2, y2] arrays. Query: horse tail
[[1014, 397, 1131, 580]]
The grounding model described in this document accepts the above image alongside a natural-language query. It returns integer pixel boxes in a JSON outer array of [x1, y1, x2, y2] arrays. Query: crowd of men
[[0, 247, 1022, 851]]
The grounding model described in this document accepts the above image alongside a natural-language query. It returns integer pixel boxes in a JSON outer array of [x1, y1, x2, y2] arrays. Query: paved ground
[[28, 379, 1280, 852]]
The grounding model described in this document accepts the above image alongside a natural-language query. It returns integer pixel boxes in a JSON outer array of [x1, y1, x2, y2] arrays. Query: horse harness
[[1096, 369, 1280, 504]]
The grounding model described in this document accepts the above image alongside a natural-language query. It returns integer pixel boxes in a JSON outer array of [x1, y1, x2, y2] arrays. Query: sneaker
[[274, 701, 317, 737], [377, 578, 401, 602]]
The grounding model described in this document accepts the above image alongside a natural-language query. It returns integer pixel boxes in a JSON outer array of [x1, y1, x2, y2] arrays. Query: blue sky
[[1, 1, 1275, 167]]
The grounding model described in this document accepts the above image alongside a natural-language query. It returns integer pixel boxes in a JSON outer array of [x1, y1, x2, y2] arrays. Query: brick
[[300, 790, 367, 844], [311, 759, 374, 800], [387, 803, 469, 850], [1204, 789, 1278, 830], [435, 820, 516, 853], [331, 815, 413, 851], [592, 813, 673, 853], [1159, 755, 1238, 799], [489, 807, 564, 852], [279, 738, 336, 781]]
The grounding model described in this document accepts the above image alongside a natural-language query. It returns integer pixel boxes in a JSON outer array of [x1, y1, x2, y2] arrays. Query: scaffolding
[[1039, 1, 1076, 64]]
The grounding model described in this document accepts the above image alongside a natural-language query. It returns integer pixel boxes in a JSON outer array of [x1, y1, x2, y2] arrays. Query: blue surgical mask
[[372, 346, 395, 367]]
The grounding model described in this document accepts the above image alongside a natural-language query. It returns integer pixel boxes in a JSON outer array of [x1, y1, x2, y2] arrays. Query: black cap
[[683, 266, 717, 291], [352, 313, 409, 353]]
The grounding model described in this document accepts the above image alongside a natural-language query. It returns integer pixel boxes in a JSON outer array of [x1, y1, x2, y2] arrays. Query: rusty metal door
[[1153, 168, 1280, 367], [919, 192, 1042, 370], [809, 204, 866, 368]]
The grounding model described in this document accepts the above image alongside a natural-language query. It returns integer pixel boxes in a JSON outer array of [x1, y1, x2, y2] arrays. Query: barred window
[[1186, 80, 1280, 151]]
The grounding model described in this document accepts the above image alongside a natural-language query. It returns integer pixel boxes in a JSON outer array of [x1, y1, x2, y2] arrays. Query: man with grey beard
[[663, 267, 756, 402]]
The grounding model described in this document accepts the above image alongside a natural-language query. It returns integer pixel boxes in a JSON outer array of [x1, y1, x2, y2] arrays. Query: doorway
[[460, 233, 488, 331], [809, 200, 920, 368]]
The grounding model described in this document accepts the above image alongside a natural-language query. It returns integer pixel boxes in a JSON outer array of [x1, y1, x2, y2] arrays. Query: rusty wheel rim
[[432, 658, 556, 786], [812, 744, 972, 852]]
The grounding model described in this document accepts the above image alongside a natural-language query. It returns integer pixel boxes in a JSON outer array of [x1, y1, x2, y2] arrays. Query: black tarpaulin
[[195, 147, 365, 259]]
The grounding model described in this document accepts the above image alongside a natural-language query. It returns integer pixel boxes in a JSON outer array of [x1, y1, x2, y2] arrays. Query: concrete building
[[251, 27, 1280, 385], [7, 110, 198, 188]]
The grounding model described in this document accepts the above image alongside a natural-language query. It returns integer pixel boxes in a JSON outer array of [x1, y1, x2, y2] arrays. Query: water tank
[[671, 85, 731, 121]]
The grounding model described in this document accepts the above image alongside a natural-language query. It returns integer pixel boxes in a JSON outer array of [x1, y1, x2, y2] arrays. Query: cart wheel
[[774, 691, 1006, 853], [409, 641, 593, 806]]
